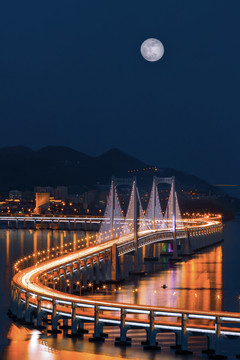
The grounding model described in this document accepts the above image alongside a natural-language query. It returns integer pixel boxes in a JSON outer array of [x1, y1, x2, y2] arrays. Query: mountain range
[[1, 145, 239, 218], [0, 145, 222, 195]]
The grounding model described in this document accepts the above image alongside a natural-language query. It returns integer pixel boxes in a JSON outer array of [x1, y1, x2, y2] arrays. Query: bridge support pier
[[51, 299, 57, 328], [24, 292, 32, 324], [36, 296, 45, 329], [183, 229, 192, 256], [213, 317, 227, 359], [16, 289, 24, 320], [115, 308, 131, 346], [143, 311, 161, 350], [47, 300, 62, 334], [70, 302, 81, 337], [70, 303, 88, 337], [86, 258, 93, 283], [111, 244, 117, 281], [172, 234, 178, 260], [61, 267, 67, 292], [36, 296, 42, 327], [89, 305, 105, 342], [175, 313, 192, 355], [11, 286, 18, 318]]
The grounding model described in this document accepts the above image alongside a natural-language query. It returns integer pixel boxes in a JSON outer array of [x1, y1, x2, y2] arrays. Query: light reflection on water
[[88, 245, 223, 313], [0, 222, 240, 359]]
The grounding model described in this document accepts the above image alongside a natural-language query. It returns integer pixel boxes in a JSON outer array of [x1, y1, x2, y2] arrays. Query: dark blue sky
[[0, 1, 239, 184]]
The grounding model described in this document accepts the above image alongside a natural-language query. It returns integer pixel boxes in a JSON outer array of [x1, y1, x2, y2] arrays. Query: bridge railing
[[11, 277, 240, 356]]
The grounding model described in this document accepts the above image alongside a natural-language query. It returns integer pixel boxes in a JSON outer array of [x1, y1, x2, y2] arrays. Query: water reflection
[[0, 229, 90, 268], [98, 244, 223, 313], [6, 231, 9, 266]]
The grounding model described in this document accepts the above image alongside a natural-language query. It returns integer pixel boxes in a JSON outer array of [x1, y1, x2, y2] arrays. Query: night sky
[[1, 1, 239, 184]]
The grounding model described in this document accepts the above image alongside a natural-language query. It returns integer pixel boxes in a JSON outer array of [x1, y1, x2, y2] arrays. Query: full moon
[[140, 38, 164, 62]]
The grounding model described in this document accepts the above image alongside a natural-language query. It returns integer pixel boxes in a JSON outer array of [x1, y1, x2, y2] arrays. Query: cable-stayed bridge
[[98, 176, 193, 260], [10, 176, 228, 356]]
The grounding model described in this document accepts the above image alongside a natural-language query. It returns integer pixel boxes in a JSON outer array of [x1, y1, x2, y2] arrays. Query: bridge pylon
[[150, 176, 181, 259], [132, 177, 138, 252], [110, 176, 116, 240], [153, 176, 156, 229], [171, 176, 178, 260], [98, 177, 125, 243], [145, 176, 163, 230]]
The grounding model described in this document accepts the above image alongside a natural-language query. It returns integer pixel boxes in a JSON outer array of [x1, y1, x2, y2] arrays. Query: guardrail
[[11, 284, 240, 355]]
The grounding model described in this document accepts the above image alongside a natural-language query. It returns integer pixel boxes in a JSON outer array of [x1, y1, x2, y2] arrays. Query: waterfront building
[[34, 192, 50, 214]]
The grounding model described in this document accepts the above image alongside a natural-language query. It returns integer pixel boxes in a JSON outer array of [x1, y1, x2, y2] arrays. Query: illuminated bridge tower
[[99, 176, 184, 263], [120, 177, 138, 251], [98, 177, 138, 279], [98, 177, 137, 244], [145, 176, 163, 230], [146, 176, 183, 259]]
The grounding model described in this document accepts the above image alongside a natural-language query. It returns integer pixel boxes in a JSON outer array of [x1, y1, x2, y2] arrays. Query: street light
[[76, 281, 83, 296], [53, 280, 58, 290], [66, 279, 70, 292], [88, 282, 93, 295]]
